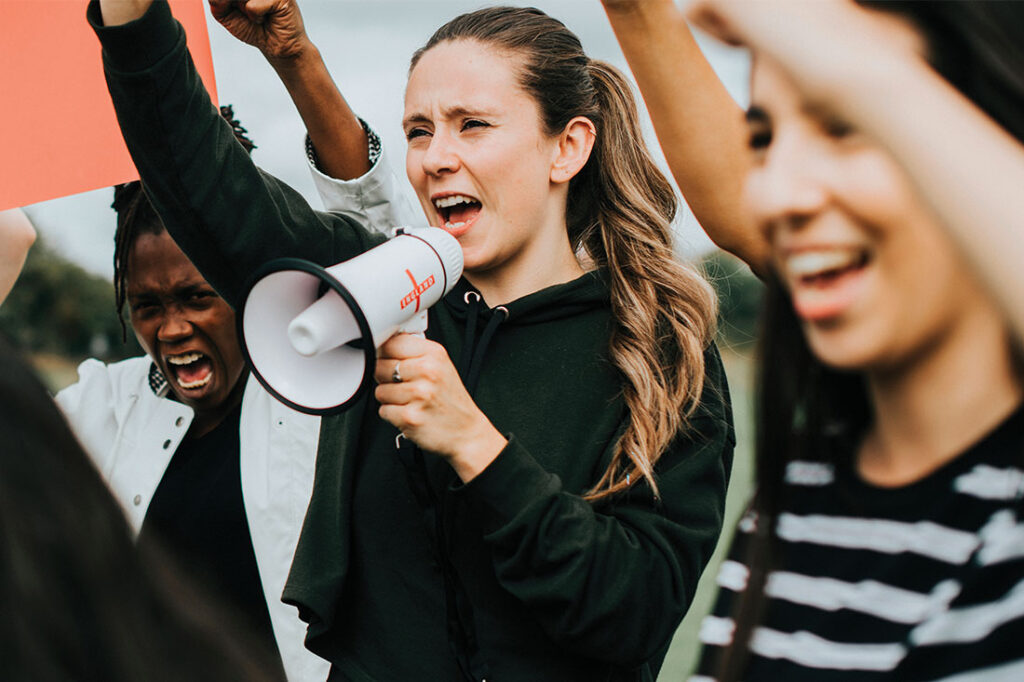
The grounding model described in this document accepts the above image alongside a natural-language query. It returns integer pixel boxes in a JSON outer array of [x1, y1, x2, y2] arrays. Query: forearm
[[0, 208, 36, 305], [834, 56, 1024, 341], [602, 0, 766, 274], [461, 409, 732, 663], [269, 47, 371, 181], [89, 0, 381, 306]]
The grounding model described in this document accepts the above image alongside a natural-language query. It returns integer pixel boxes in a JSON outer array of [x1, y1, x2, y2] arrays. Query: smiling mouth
[[785, 249, 870, 286], [432, 194, 482, 232], [166, 351, 213, 389], [780, 248, 872, 322]]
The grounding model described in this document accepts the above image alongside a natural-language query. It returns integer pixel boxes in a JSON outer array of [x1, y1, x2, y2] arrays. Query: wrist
[[99, 0, 151, 26], [266, 39, 320, 73], [603, 0, 674, 24], [449, 423, 508, 483]]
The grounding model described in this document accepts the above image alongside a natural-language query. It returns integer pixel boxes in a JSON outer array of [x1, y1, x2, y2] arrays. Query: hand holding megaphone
[[238, 227, 463, 414], [374, 332, 508, 480]]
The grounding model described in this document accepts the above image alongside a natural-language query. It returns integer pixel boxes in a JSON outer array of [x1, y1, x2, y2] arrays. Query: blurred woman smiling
[[603, 0, 1024, 679]]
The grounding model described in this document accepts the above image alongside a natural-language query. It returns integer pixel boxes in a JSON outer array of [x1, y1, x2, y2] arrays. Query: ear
[[550, 116, 596, 185]]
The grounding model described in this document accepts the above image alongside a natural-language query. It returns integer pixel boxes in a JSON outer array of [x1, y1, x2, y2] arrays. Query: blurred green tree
[[0, 236, 140, 362], [701, 249, 765, 350]]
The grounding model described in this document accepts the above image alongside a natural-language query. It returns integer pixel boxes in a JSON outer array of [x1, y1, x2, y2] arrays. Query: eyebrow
[[402, 105, 496, 129], [127, 282, 212, 301]]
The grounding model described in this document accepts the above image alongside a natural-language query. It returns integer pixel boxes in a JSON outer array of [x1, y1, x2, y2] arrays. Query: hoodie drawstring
[[457, 290, 508, 395]]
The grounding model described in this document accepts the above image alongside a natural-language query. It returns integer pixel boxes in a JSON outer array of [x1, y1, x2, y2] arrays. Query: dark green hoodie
[[90, 3, 734, 680]]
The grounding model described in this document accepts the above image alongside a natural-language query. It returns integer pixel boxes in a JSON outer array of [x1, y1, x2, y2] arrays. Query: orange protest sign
[[0, 0, 217, 211]]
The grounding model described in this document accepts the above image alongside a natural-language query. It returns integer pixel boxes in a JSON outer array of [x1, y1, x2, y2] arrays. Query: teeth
[[177, 374, 212, 389], [786, 250, 862, 279], [433, 194, 476, 209], [445, 221, 466, 230], [167, 352, 203, 365]]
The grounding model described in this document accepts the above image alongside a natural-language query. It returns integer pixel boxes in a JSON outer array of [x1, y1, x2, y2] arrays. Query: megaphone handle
[[398, 310, 429, 337]]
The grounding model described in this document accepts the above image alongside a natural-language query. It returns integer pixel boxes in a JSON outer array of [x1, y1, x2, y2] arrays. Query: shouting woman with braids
[[89, 1, 734, 680]]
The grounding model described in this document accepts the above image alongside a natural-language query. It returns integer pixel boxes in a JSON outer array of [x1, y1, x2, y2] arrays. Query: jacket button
[[163, 439, 172, 449], [133, 495, 142, 506], [175, 417, 184, 427]]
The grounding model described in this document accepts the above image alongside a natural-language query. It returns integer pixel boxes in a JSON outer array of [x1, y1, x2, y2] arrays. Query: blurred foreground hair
[[0, 337, 281, 682]]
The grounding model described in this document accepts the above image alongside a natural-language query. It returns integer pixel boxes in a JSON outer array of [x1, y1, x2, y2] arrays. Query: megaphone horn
[[238, 227, 464, 415]]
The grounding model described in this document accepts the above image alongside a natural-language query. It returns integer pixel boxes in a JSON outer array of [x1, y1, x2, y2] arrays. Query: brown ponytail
[[578, 60, 717, 500], [413, 8, 718, 501]]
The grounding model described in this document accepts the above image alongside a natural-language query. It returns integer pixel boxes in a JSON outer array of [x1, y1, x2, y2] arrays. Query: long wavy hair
[[411, 7, 718, 501], [717, 3, 1024, 680]]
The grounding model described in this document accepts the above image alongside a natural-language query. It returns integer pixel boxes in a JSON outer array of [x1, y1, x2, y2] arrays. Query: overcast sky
[[23, 0, 748, 279]]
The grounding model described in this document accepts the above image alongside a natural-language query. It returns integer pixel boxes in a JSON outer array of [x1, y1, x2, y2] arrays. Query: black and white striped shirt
[[692, 407, 1024, 681]]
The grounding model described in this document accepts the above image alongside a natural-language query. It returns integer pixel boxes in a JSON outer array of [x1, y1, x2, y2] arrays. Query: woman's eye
[[821, 116, 854, 140], [406, 127, 431, 141], [461, 119, 490, 131], [131, 301, 157, 316]]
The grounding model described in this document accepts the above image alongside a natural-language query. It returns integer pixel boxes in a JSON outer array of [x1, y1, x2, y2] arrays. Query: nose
[[420, 129, 460, 177], [746, 129, 830, 234], [157, 307, 193, 344]]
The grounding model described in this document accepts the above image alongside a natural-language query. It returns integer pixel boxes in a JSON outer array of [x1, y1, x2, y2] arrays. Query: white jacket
[[308, 131, 421, 229]]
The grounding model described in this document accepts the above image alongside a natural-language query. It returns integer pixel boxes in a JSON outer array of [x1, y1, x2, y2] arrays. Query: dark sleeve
[[457, 345, 735, 666], [87, 1, 386, 308]]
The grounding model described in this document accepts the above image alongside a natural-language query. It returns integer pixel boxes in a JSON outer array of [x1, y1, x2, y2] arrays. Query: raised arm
[[208, 0, 369, 181], [92, 0, 383, 307], [689, 0, 1024, 341], [600, 0, 766, 274], [0, 208, 36, 305]]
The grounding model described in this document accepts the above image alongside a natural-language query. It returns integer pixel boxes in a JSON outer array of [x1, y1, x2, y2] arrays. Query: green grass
[[30, 352, 82, 393], [659, 347, 755, 679]]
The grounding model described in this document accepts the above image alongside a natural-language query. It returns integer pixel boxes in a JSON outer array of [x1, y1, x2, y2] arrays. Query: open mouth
[[781, 248, 872, 322], [786, 249, 870, 287], [166, 351, 214, 390], [432, 194, 481, 235]]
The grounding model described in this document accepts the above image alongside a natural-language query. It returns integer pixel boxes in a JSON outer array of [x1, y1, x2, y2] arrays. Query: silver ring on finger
[[391, 361, 403, 384]]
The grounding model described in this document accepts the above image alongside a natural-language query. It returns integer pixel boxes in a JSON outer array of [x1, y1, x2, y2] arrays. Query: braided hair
[[111, 105, 255, 339]]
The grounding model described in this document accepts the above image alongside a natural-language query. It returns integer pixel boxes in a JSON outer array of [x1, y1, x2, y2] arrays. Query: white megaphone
[[238, 227, 463, 414]]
